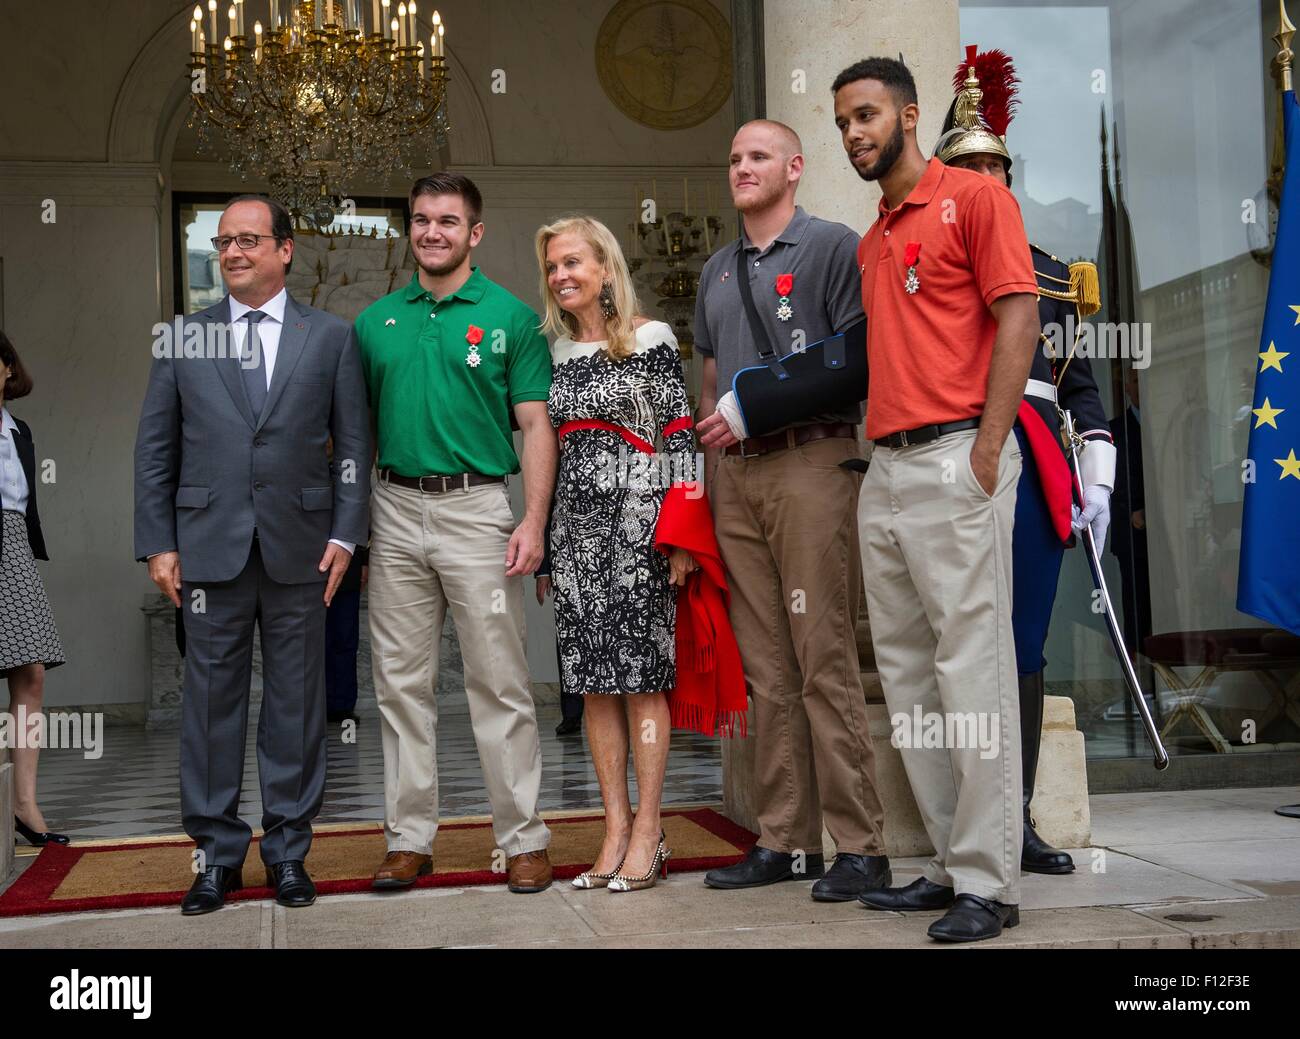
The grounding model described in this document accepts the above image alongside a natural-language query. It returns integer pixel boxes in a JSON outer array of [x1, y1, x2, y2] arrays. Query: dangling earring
[[599, 281, 617, 320]]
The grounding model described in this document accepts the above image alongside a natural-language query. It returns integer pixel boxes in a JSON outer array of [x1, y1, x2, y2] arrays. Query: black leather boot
[[1020, 671, 1074, 875]]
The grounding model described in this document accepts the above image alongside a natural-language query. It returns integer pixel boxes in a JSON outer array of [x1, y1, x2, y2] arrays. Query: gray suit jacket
[[134, 292, 371, 584]]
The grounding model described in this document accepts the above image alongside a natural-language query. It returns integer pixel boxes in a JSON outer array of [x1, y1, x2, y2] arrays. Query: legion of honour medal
[[775, 273, 794, 321], [466, 323, 484, 367], [904, 242, 922, 295]]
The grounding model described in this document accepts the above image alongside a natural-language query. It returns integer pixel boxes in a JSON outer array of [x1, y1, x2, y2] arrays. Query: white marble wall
[[0, 164, 164, 708]]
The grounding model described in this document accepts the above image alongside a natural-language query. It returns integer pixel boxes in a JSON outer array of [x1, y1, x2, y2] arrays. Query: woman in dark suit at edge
[[1, 329, 68, 846]]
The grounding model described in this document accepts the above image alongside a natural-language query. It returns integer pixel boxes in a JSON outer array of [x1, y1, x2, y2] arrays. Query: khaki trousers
[[368, 476, 550, 858], [858, 429, 1023, 903], [712, 434, 886, 856]]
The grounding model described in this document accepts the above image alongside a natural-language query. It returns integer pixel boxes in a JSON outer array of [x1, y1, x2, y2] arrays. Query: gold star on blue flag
[[1239, 88, 1300, 635]]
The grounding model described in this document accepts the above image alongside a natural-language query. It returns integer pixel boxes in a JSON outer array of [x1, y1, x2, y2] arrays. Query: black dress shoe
[[810, 853, 892, 902], [858, 875, 955, 911], [927, 893, 1019, 942], [1022, 815, 1075, 874], [265, 860, 317, 908], [555, 716, 582, 737], [14, 816, 71, 847], [703, 845, 824, 889], [181, 865, 243, 915]]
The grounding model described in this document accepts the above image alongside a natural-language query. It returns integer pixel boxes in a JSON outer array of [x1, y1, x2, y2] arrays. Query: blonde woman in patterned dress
[[534, 217, 698, 892]]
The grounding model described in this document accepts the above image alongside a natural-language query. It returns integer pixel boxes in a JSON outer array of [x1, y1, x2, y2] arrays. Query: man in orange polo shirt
[[832, 57, 1041, 943]]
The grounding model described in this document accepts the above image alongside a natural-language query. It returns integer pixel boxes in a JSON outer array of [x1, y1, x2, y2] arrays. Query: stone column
[[762, 0, 961, 231]]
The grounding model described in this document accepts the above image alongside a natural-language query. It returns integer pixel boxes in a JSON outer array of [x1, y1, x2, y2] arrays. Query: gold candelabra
[[187, 0, 449, 228], [627, 180, 724, 356]]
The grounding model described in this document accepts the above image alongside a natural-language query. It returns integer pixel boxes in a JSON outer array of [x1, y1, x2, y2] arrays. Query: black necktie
[[240, 310, 268, 420]]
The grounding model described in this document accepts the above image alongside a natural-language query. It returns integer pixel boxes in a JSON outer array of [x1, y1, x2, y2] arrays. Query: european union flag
[[1239, 90, 1300, 635]]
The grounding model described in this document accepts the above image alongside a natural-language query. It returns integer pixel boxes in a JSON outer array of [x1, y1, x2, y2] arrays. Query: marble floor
[[28, 698, 723, 843], [27, 618, 723, 843]]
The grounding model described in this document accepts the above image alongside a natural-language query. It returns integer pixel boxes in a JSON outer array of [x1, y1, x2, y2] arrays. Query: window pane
[[960, 0, 1293, 763]]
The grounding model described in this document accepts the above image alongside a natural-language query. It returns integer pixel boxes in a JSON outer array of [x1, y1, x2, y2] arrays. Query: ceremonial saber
[[1062, 409, 1170, 770]]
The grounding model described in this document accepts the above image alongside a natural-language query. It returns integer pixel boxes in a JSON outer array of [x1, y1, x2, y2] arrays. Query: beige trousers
[[858, 429, 1023, 903], [712, 434, 887, 857], [368, 476, 550, 858]]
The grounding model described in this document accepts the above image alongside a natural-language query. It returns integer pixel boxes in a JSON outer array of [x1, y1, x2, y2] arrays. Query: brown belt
[[379, 469, 505, 494], [724, 422, 858, 458]]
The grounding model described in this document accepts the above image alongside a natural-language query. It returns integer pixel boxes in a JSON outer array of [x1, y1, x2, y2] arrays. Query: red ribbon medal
[[903, 243, 921, 295], [775, 273, 794, 321]]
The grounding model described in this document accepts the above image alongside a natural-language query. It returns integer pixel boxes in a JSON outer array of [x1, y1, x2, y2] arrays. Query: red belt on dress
[[558, 417, 693, 455]]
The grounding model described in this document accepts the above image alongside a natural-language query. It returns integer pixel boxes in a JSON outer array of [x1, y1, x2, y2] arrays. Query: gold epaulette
[[1035, 256, 1101, 318]]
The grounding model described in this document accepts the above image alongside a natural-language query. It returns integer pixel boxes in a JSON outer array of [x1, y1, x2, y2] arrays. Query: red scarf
[[654, 483, 748, 738]]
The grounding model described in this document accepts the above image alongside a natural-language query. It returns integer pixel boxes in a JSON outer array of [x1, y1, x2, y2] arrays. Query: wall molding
[[0, 162, 164, 208]]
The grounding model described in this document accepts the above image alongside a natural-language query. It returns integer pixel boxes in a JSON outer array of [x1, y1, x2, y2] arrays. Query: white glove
[[1072, 485, 1112, 551], [714, 390, 749, 441]]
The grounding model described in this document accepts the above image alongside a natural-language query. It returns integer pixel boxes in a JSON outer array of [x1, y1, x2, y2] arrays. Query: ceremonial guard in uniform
[[935, 48, 1116, 875]]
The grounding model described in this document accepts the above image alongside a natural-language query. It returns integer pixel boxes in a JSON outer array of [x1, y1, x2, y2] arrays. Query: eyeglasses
[[211, 233, 280, 252]]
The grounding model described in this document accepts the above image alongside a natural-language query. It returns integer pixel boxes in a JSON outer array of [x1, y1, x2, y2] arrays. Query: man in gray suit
[[134, 194, 371, 915]]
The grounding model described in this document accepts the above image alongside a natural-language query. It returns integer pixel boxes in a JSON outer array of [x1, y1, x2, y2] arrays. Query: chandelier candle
[[188, 0, 449, 223]]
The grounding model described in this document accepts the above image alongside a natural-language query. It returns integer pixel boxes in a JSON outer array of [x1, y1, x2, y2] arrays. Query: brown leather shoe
[[507, 849, 553, 893], [372, 850, 432, 890]]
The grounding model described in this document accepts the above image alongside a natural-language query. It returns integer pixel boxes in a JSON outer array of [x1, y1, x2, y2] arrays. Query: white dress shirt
[[0, 406, 30, 515], [229, 287, 287, 392]]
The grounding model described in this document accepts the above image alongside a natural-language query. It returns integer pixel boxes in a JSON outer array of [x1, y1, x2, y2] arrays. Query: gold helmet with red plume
[[934, 45, 1020, 170]]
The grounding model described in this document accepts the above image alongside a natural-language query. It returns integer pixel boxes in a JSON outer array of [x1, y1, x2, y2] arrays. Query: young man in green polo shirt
[[354, 172, 559, 893]]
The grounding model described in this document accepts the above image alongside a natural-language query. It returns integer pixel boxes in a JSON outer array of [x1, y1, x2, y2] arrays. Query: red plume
[[953, 46, 1020, 137]]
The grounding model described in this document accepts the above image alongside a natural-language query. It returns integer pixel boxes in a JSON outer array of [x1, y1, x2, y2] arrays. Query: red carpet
[[0, 807, 755, 917]]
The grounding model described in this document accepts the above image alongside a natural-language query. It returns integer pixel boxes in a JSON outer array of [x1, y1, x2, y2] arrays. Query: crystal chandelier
[[187, 0, 450, 228]]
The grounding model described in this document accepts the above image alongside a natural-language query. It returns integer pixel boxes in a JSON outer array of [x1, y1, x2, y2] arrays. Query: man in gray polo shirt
[[695, 119, 889, 900]]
